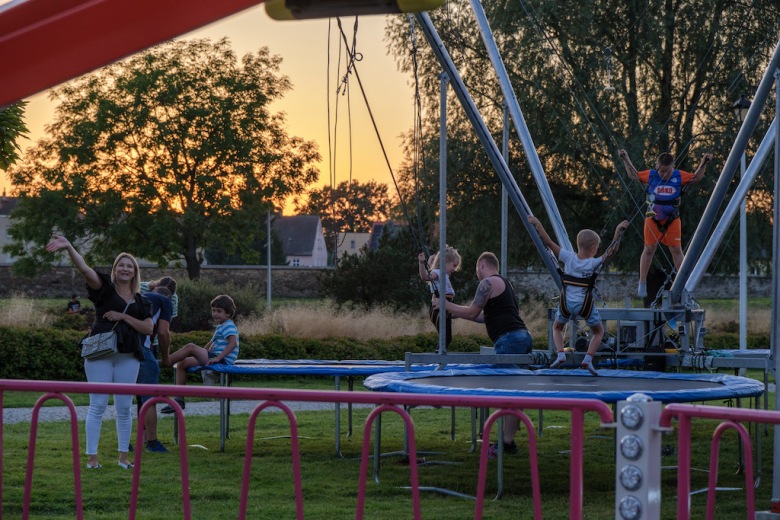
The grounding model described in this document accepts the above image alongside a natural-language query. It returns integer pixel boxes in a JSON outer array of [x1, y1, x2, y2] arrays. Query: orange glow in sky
[[0, 5, 416, 213]]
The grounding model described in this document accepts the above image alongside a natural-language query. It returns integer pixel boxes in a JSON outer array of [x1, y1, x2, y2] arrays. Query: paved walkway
[[3, 400, 376, 425]]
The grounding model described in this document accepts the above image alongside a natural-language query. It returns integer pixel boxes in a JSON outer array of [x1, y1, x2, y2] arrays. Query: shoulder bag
[[80, 299, 132, 360]]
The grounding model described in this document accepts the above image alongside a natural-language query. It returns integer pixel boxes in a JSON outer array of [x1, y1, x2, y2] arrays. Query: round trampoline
[[363, 368, 765, 403]]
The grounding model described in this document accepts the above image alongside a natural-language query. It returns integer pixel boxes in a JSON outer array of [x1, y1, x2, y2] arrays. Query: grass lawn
[[1, 371, 775, 518]]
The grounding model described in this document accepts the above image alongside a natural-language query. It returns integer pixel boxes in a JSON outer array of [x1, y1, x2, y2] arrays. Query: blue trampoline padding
[[231, 359, 340, 365], [188, 363, 496, 377], [362, 368, 764, 404]]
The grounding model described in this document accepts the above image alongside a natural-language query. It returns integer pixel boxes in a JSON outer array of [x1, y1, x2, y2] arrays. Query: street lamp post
[[731, 93, 751, 373]]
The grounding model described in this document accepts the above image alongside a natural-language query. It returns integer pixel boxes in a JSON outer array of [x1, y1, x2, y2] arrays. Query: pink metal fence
[[0, 379, 613, 519], [660, 403, 780, 520]]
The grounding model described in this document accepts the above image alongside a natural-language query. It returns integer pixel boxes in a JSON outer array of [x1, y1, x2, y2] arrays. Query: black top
[[86, 272, 152, 359], [483, 275, 527, 343]]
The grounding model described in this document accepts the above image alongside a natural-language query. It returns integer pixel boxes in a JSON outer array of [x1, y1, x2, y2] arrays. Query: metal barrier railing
[[659, 403, 780, 520], [0, 379, 613, 519]]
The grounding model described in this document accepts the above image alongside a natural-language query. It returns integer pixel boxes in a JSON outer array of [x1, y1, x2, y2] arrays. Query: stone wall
[[0, 264, 771, 300], [504, 270, 772, 301], [0, 265, 325, 299]]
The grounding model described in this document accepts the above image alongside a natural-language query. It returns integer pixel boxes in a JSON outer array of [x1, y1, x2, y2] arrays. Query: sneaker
[[503, 440, 519, 454], [146, 441, 170, 453], [582, 363, 598, 376], [638, 282, 647, 298], [161, 399, 185, 414], [488, 443, 499, 460]]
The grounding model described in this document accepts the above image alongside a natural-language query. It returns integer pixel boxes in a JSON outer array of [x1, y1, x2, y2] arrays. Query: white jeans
[[83, 352, 140, 455]]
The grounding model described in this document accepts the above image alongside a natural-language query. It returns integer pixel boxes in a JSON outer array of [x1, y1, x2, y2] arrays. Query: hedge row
[[0, 326, 766, 383], [0, 326, 491, 383]]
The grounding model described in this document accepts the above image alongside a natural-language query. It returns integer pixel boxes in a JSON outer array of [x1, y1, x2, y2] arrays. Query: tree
[[204, 213, 287, 265], [5, 38, 319, 279], [0, 101, 29, 171], [318, 225, 427, 312], [385, 1, 779, 274], [296, 179, 392, 251]]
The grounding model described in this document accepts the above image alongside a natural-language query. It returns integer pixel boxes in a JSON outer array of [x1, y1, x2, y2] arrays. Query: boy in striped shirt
[[162, 295, 238, 412]]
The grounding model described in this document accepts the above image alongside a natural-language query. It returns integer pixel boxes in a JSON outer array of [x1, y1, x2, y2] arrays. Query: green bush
[[703, 332, 768, 351], [176, 278, 263, 332], [1, 325, 770, 384], [0, 327, 87, 381], [51, 312, 94, 331]]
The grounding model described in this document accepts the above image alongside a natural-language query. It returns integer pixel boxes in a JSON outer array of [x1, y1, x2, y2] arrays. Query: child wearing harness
[[528, 216, 628, 375], [418, 247, 461, 352], [618, 149, 713, 297]]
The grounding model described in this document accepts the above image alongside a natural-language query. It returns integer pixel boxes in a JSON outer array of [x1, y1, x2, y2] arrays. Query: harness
[[646, 169, 683, 236], [557, 269, 598, 320]]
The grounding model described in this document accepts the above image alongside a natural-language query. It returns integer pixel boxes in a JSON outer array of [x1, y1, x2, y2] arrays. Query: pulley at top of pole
[[266, 0, 444, 20]]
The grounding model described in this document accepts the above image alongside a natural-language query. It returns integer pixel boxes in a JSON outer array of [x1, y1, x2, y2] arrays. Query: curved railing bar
[[705, 421, 755, 520], [129, 397, 190, 520], [475, 408, 542, 519], [239, 400, 303, 520], [660, 403, 780, 519], [1, 380, 614, 518], [22, 392, 83, 520], [356, 405, 421, 520], [1, 391, 3, 520]]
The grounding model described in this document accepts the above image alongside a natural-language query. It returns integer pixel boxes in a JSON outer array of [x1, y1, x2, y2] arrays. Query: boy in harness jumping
[[528, 216, 629, 375], [618, 149, 714, 298]]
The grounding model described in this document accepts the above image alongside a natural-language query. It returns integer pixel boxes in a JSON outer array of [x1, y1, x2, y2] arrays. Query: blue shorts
[[207, 351, 229, 365], [493, 329, 533, 355], [555, 303, 602, 328], [136, 347, 160, 407]]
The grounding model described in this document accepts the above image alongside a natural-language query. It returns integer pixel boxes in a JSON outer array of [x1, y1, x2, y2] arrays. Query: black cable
[[335, 19, 425, 252]]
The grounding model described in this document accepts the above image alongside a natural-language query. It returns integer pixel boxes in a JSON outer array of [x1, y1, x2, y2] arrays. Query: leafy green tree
[[204, 213, 287, 265], [296, 179, 392, 251], [319, 225, 428, 311], [0, 101, 29, 171], [386, 1, 779, 275], [5, 38, 319, 279]]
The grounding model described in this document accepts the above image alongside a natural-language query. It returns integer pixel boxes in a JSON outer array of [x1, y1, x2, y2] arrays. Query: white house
[[273, 215, 328, 267], [0, 191, 16, 264], [336, 231, 370, 259]]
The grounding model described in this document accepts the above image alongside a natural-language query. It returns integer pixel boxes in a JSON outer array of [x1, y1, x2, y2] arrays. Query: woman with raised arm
[[47, 235, 153, 470]]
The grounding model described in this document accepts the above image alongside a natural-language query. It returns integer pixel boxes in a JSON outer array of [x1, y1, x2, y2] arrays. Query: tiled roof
[[273, 215, 322, 256], [0, 195, 17, 216]]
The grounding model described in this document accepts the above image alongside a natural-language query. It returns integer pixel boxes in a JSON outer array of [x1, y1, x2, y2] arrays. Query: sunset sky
[[0, 4, 417, 211]]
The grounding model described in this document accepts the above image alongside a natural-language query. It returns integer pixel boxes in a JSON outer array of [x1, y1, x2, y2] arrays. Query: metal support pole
[[415, 12, 562, 289], [672, 38, 780, 302], [439, 71, 449, 356], [267, 208, 272, 311], [770, 68, 780, 511], [501, 99, 509, 277], [684, 119, 777, 295], [469, 0, 572, 251], [739, 152, 747, 376]]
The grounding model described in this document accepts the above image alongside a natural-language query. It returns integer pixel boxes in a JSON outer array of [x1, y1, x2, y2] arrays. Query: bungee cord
[[333, 18, 428, 257]]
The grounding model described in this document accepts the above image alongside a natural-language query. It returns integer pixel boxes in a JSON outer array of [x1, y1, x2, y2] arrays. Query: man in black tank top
[[434, 252, 532, 455]]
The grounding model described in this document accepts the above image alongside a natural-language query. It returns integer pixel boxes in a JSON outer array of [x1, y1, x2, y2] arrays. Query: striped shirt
[[211, 319, 239, 365]]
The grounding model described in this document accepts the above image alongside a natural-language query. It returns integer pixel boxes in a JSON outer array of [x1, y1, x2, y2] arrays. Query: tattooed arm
[[436, 278, 494, 321]]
